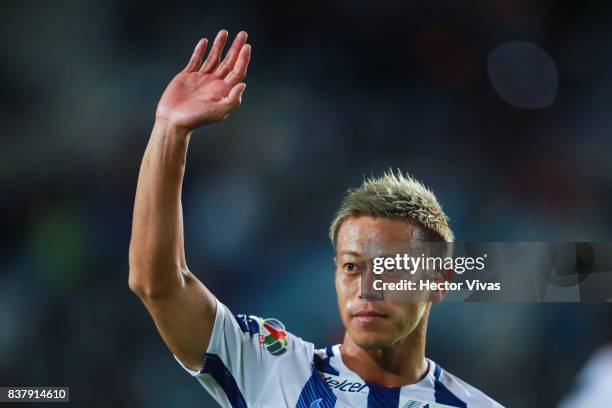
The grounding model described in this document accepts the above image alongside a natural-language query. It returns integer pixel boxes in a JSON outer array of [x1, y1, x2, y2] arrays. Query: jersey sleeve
[[174, 297, 313, 407]]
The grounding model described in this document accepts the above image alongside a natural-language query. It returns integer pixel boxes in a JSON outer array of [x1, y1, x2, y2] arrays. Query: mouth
[[351, 311, 388, 323]]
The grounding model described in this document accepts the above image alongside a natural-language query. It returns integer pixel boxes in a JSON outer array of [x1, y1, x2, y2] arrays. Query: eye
[[343, 262, 359, 274]]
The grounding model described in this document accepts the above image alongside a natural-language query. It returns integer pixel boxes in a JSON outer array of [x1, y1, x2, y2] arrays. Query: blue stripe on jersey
[[314, 352, 340, 376], [325, 346, 334, 357], [233, 314, 260, 335], [433, 364, 467, 408], [296, 364, 337, 408], [365, 381, 400, 408], [202, 353, 247, 408]]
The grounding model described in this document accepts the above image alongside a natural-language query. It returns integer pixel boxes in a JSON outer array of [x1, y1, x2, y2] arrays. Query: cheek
[[335, 273, 347, 307], [396, 303, 427, 329], [336, 273, 359, 312], [336, 276, 350, 326]]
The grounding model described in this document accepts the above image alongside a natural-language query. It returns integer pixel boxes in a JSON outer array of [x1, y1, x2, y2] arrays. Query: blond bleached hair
[[329, 170, 454, 245]]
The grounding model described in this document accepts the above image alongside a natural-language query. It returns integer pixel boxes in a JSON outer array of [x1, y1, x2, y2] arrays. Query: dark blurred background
[[1, 0, 612, 406]]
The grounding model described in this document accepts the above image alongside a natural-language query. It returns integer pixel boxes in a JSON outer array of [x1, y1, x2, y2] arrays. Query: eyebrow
[[337, 250, 361, 257]]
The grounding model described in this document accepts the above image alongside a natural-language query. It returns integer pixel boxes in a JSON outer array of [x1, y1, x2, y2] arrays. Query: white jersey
[[558, 346, 612, 407], [175, 299, 503, 408]]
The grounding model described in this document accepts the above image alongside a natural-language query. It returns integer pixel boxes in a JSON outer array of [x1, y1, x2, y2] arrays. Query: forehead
[[336, 216, 423, 253]]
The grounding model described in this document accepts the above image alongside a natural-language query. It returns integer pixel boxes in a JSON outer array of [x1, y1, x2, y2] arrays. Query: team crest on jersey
[[258, 317, 288, 356]]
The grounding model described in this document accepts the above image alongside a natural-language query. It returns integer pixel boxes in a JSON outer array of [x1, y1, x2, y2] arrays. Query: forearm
[[129, 119, 192, 298]]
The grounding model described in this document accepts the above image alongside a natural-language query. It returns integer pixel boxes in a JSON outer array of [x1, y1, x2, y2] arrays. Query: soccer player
[[129, 30, 503, 408]]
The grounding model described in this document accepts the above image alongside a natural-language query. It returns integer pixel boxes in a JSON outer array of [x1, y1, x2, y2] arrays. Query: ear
[[429, 266, 455, 304]]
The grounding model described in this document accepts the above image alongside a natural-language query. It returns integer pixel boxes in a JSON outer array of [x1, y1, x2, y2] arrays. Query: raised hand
[[156, 30, 251, 131]]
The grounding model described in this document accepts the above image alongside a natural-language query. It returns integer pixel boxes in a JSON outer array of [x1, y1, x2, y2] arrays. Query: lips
[[351, 310, 388, 324], [352, 311, 386, 318]]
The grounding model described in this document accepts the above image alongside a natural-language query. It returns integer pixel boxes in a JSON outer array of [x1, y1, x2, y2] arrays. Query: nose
[[359, 265, 384, 301]]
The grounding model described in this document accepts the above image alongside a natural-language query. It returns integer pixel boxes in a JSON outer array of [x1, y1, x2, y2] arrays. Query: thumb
[[227, 83, 246, 105], [212, 83, 246, 121]]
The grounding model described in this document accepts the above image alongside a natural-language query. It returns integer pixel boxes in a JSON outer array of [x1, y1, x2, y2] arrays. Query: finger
[[183, 38, 208, 72], [224, 44, 251, 86], [215, 31, 248, 77], [200, 29, 229, 74]]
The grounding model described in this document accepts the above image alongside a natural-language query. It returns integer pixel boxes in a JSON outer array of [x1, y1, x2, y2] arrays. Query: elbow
[[128, 246, 186, 300], [128, 248, 157, 299], [128, 271, 146, 297], [128, 265, 185, 302], [128, 268, 154, 300], [128, 269, 167, 301], [128, 251, 147, 296]]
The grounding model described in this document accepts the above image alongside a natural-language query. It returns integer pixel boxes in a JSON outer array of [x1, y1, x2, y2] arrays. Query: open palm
[[156, 30, 251, 130]]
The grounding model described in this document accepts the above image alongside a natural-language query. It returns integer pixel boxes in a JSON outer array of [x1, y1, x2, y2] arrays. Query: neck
[[339, 308, 429, 387]]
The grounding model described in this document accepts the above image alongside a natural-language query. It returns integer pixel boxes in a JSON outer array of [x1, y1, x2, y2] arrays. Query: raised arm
[[128, 30, 251, 371]]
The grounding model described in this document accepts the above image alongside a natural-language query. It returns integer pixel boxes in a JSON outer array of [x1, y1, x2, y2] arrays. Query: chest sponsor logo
[[319, 373, 459, 407], [320, 373, 368, 395]]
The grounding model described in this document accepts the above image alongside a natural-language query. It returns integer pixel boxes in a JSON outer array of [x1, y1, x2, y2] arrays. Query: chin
[[350, 331, 397, 349]]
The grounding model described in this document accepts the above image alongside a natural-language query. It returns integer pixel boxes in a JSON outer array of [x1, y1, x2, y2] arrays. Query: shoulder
[[225, 302, 316, 359], [433, 361, 504, 408]]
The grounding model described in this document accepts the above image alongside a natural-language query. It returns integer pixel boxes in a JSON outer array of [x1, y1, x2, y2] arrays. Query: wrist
[[153, 117, 192, 141], [148, 119, 192, 172]]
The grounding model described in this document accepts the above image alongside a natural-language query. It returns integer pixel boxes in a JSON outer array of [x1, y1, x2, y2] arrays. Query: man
[[129, 29, 502, 407]]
